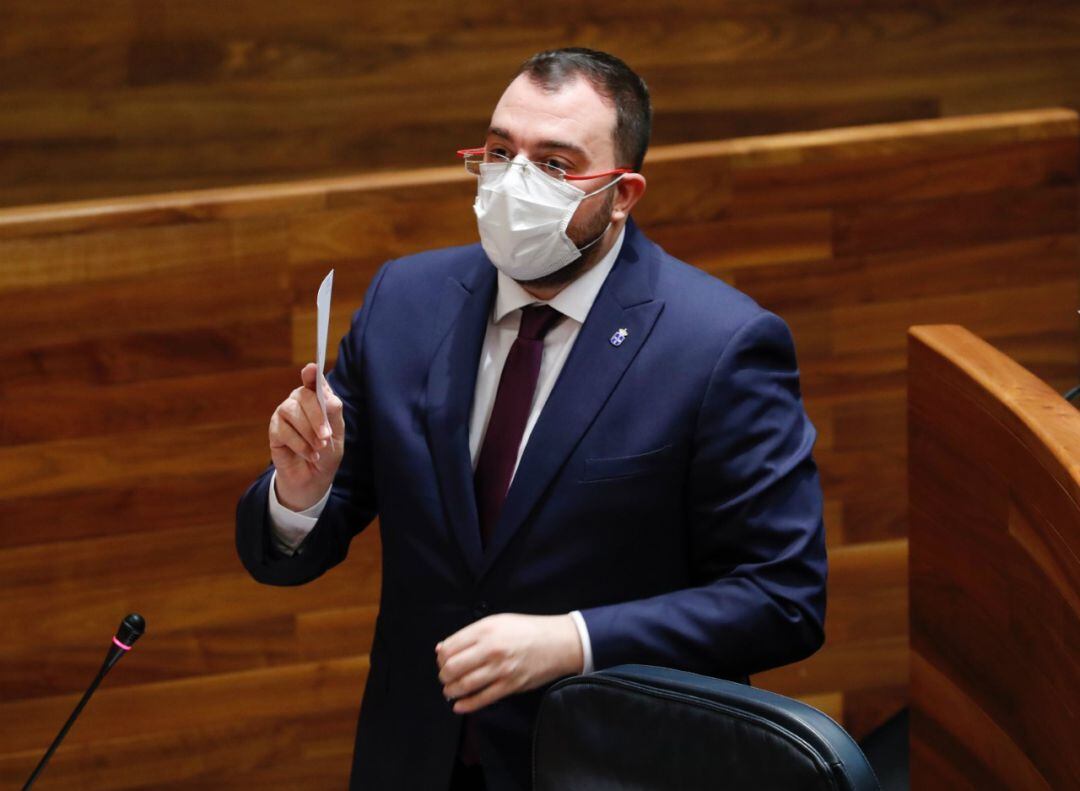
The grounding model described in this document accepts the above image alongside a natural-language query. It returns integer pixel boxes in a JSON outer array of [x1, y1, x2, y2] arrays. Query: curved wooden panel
[[908, 325, 1080, 790]]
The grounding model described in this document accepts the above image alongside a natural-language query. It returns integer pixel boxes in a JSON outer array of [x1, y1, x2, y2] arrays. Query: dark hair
[[515, 48, 652, 172]]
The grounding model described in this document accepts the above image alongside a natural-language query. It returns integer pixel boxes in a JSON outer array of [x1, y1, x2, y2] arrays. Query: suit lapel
[[424, 257, 496, 580], [479, 221, 665, 580]]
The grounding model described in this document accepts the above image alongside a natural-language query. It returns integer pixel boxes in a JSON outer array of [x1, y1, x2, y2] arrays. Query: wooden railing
[[0, 108, 1076, 787], [908, 325, 1080, 789]]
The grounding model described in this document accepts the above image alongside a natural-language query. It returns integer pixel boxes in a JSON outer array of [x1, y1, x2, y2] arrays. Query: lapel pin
[[609, 328, 629, 347]]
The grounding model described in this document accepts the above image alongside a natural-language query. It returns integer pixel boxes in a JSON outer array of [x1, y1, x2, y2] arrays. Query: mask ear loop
[[573, 173, 626, 252], [581, 173, 625, 200], [575, 222, 611, 253]]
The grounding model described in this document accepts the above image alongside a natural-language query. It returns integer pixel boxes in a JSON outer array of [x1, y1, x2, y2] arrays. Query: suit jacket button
[[474, 601, 490, 617]]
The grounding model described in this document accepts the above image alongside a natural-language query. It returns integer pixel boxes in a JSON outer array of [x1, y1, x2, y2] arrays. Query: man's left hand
[[436, 613, 583, 714]]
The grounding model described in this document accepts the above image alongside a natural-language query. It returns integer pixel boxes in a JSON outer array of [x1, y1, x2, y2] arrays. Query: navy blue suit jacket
[[236, 219, 827, 790]]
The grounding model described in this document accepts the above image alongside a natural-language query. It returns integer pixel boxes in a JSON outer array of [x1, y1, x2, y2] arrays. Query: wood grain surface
[[0, 108, 1077, 787], [908, 325, 1080, 790], [4, 1, 1080, 207]]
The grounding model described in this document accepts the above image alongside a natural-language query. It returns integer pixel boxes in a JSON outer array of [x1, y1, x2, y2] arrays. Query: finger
[[436, 625, 482, 668], [326, 392, 345, 442], [439, 642, 487, 687], [295, 387, 332, 444], [278, 398, 323, 454], [314, 371, 342, 443], [438, 644, 490, 687], [454, 677, 513, 714], [444, 659, 502, 700], [302, 363, 339, 404], [270, 414, 320, 464]]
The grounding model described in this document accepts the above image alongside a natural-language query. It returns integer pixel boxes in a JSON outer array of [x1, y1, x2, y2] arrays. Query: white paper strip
[[315, 269, 334, 427]]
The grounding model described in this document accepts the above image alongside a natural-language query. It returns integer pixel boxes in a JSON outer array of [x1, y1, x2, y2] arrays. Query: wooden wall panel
[[0, 108, 1076, 786], [4, 1, 1080, 207]]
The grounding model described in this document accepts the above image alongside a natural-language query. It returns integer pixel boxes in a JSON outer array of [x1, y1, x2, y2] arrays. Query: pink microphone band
[[112, 636, 132, 651]]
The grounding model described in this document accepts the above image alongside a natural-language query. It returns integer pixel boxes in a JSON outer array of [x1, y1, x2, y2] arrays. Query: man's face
[[485, 73, 621, 286]]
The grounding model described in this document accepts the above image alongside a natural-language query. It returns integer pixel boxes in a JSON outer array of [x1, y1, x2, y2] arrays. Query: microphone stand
[[23, 662, 111, 790], [22, 614, 145, 791]]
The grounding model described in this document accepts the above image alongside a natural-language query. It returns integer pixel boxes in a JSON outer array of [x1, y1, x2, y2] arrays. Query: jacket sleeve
[[234, 261, 391, 586], [580, 311, 827, 677]]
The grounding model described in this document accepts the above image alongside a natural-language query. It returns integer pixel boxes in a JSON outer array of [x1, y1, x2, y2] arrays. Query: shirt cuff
[[267, 470, 331, 556], [568, 610, 595, 674]]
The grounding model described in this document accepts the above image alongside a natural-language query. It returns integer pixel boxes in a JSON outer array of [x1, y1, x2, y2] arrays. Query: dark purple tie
[[473, 303, 563, 549], [456, 305, 561, 770]]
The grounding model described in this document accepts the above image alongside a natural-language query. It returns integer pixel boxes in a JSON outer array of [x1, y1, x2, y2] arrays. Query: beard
[[514, 188, 616, 291]]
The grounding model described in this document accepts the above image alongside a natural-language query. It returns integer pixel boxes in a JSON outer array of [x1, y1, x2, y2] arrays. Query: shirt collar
[[493, 225, 627, 325]]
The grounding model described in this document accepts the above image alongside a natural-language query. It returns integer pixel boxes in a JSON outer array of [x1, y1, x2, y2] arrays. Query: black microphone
[[104, 613, 146, 670], [22, 614, 146, 790]]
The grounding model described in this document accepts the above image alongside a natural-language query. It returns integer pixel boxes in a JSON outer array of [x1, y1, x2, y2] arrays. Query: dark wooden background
[[4, 0, 1080, 207], [0, 106, 1076, 788]]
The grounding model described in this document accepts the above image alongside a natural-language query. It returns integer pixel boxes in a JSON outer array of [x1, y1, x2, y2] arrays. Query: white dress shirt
[[268, 226, 626, 674]]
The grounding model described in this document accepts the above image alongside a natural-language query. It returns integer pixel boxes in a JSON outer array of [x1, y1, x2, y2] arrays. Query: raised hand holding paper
[[263, 268, 344, 512], [316, 269, 334, 428]]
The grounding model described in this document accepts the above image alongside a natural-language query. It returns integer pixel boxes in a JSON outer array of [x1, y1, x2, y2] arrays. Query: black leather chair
[[533, 664, 879, 791]]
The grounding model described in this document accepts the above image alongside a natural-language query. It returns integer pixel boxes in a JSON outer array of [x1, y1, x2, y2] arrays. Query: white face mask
[[473, 155, 623, 281]]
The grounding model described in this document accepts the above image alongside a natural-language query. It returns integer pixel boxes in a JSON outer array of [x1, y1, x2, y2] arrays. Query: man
[[236, 48, 826, 791]]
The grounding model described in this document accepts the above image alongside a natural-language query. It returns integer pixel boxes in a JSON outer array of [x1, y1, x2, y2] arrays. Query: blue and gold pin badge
[[609, 327, 629, 347]]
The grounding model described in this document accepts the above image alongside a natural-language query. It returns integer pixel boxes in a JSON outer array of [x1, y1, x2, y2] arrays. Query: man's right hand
[[269, 363, 345, 511]]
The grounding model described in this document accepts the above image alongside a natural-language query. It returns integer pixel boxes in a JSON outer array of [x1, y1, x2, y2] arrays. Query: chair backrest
[[533, 664, 879, 791]]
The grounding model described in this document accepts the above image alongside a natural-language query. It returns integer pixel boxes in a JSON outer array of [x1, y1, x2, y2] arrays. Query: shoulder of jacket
[[380, 242, 487, 287], [646, 241, 769, 333]]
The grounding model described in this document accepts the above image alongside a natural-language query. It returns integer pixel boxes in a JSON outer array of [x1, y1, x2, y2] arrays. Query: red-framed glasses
[[456, 147, 633, 182]]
